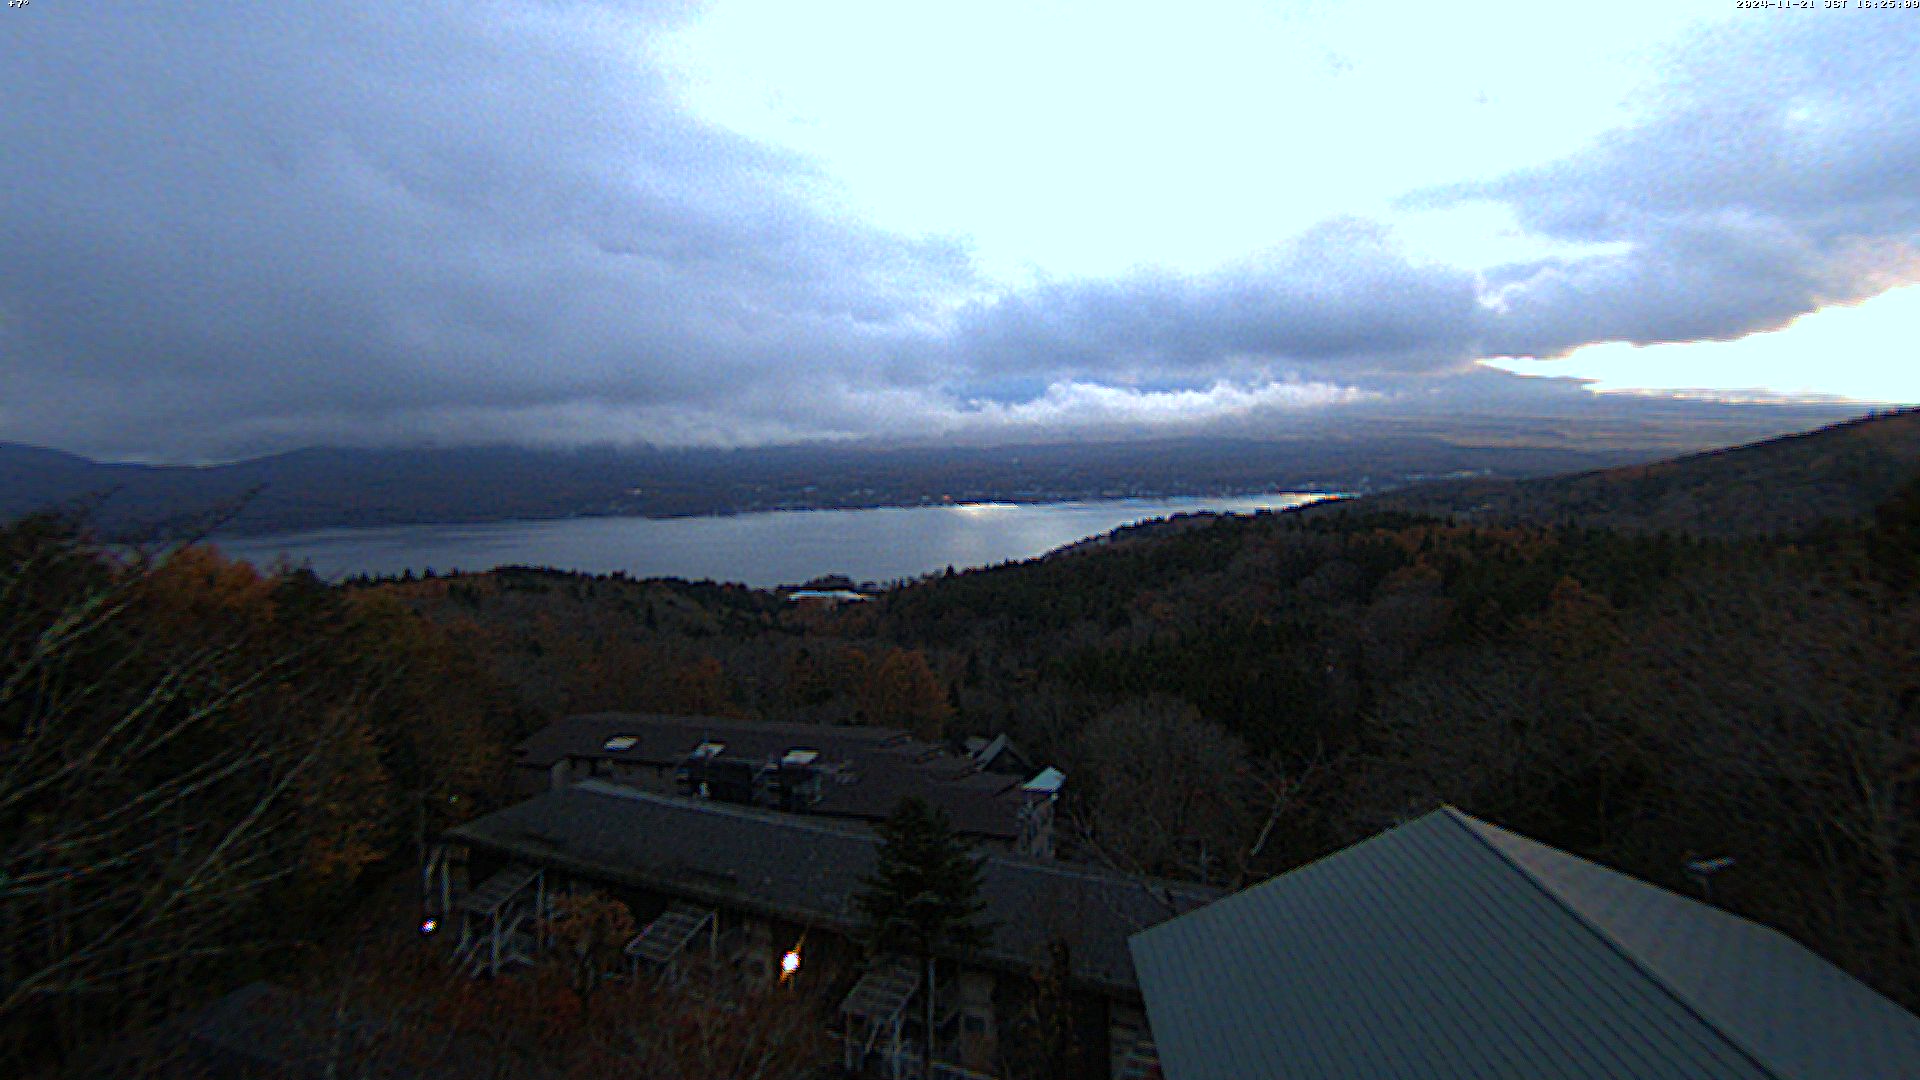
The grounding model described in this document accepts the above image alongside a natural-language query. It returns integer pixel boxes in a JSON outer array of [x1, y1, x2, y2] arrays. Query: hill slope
[[355, 406, 1920, 1013], [1323, 408, 1920, 536]]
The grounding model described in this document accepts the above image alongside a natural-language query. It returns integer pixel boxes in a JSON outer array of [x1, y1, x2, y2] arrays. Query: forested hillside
[[340, 411, 1920, 1018], [5, 410, 1918, 1076], [1336, 407, 1920, 536], [0, 520, 527, 1073]]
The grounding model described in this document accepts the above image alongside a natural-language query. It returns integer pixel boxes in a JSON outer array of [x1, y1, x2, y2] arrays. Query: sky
[[2, 2, 1916, 462]]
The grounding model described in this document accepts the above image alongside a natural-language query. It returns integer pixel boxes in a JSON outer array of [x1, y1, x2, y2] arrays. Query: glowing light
[[780, 949, 801, 978], [421, 918, 438, 934]]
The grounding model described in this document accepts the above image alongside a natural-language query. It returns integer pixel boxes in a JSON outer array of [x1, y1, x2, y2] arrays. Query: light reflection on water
[[215, 492, 1337, 587]]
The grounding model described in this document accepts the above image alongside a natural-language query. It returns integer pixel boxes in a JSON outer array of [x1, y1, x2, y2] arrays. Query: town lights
[[421, 918, 438, 934], [780, 948, 801, 979]]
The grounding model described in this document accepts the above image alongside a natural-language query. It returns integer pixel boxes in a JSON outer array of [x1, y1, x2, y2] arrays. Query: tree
[[336, 591, 508, 860], [1030, 938, 1079, 1080], [854, 797, 993, 1077], [861, 649, 952, 740], [1868, 473, 1920, 586], [544, 891, 636, 1021], [303, 923, 834, 1080], [1070, 696, 1297, 885], [0, 524, 394, 1065], [667, 655, 736, 716]]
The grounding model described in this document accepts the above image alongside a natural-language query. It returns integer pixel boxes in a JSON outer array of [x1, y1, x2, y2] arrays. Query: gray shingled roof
[[1129, 807, 1920, 1080], [514, 713, 911, 772], [513, 713, 1030, 839], [447, 780, 1220, 996]]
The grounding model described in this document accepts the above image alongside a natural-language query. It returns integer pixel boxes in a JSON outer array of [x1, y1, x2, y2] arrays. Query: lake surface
[[215, 493, 1336, 587]]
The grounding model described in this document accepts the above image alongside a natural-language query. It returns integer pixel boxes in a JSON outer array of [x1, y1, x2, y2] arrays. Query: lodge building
[[426, 779, 1216, 1079], [435, 716, 1920, 1080], [509, 713, 1061, 857]]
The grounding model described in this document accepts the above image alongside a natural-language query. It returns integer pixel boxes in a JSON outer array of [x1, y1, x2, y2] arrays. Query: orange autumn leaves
[[158, 550, 510, 873], [113, 541, 512, 890]]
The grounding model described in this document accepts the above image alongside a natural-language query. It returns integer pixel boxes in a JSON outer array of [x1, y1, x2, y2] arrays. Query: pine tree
[[1035, 938, 1080, 1080], [854, 796, 993, 1076]]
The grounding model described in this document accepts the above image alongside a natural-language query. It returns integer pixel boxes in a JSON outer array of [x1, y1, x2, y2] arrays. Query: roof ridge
[[572, 780, 1219, 897], [564, 712, 909, 739], [1439, 807, 1788, 1080], [574, 780, 878, 841]]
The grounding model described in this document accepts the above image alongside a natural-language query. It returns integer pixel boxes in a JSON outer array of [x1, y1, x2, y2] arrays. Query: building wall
[[436, 849, 1138, 1079], [1017, 796, 1056, 859], [1107, 1002, 1148, 1079], [954, 970, 999, 1071]]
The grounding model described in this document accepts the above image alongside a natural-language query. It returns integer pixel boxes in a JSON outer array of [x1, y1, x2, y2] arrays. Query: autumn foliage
[[542, 890, 635, 1015], [859, 648, 952, 739], [295, 919, 834, 1080], [0, 519, 515, 1071]]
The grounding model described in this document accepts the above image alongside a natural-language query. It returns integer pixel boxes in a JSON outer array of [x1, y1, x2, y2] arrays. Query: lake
[[214, 493, 1336, 587]]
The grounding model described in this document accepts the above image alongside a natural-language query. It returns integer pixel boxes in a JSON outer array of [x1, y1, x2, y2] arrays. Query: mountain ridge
[[1302, 407, 1920, 538], [0, 404, 1876, 538]]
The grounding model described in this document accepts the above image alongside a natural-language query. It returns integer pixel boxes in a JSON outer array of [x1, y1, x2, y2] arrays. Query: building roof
[[447, 780, 1220, 996], [515, 713, 908, 772], [513, 713, 1037, 840], [1129, 807, 1920, 1080], [963, 732, 1035, 775]]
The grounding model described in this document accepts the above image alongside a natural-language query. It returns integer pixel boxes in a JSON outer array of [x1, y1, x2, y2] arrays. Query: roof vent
[[603, 735, 638, 752], [1686, 855, 1736, 901], [1021, 767, 1066, 795]]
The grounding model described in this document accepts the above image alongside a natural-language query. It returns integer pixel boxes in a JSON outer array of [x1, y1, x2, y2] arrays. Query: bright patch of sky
[[1486, 285, 1920, 405], [651, 1, 1916, 406], [652, 0, 1700, 281]]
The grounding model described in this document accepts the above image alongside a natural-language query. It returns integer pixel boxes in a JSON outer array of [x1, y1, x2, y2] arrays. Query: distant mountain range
[[0, 403, 1877, 538]]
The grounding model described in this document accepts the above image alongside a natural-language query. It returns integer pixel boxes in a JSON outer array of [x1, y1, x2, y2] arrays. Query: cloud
[[950, 220, 1488, 386], [0, 2, 971, 458], [1432, 18, 1920, 359], [0, 7, 1911, 461], [833, 378, 1377, 445]]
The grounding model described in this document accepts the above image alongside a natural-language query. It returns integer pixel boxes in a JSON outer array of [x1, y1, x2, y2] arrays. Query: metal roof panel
[[1129, 808, 1919, 1080]]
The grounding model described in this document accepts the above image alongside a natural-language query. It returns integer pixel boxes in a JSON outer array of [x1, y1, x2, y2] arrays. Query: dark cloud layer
[[953, 220, 1487, 383], [2, 3, 972, 455], [1, 6, 1914, 460]]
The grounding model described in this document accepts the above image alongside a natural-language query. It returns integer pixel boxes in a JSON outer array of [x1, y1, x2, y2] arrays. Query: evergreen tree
[[854, 796, 993, 1076], [1036, 938, 1080, 1080], [1868, 473, 1920, 587]]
